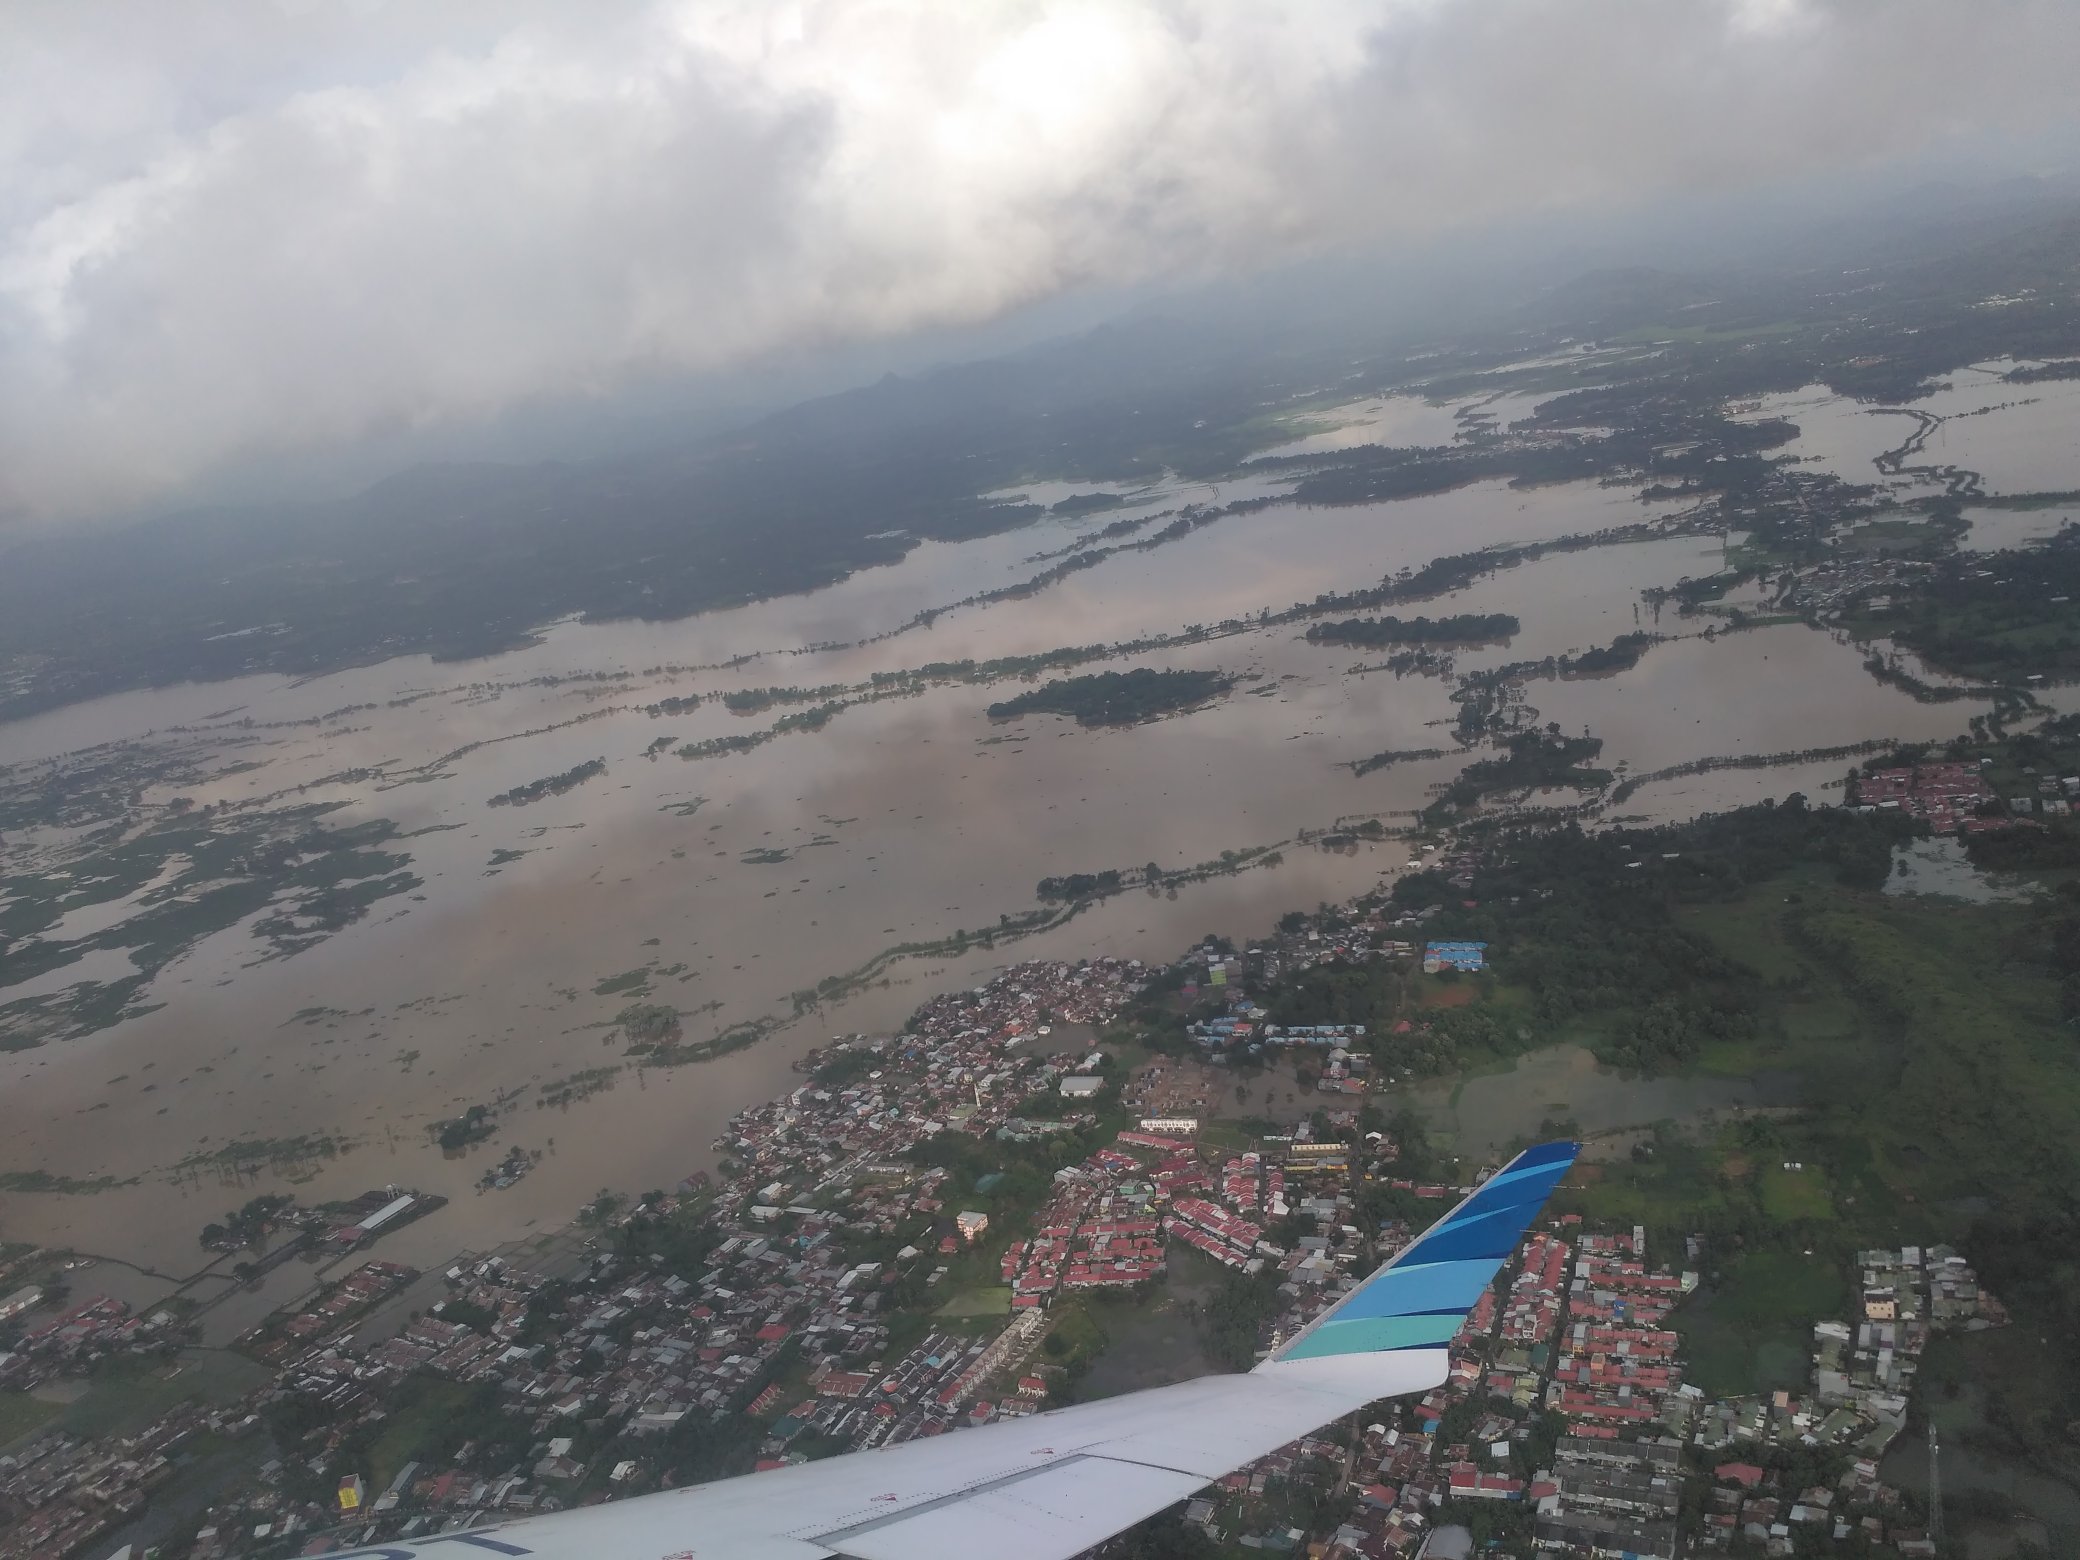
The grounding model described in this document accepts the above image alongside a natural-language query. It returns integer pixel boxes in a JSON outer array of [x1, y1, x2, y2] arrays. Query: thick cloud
[[2, 0, 2075, 520]]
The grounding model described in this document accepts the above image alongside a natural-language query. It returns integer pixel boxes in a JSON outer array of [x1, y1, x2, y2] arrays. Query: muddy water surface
[[3, 403, 2055, 1284]]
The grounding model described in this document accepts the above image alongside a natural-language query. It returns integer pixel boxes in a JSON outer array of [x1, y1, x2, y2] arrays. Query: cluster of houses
[[721, 958, 1151, 1200], [0, 1266, 258, 1557], [999, 1165, 1167, 1299], [235, 1212, 938, 1542], [1185, 1016, 1381, 1060], [246, 1260, 416, 1355], [1496, 1232, 1570, 1357], [1534, 1437, 1681, 1558], [1850, 761, 1993, 834], [1698, 1455, 1934, 1557], [1851, 757, 2080, 834], [1164, 1196, 1269, 1273], [0, 906, 2022, 1560], [177, 1157, 1985, 1560], [8, 967, 1152, 1553], [1783, 551, 1937, 620], [1549, 1230, 1691, 1433], [0, 1405, 261, 1560], [2017, 767, 2080, 815], [1186, 1185, 2005, 1560], [0, 1294, 152, 1391], [1687, 1245, 2000, 1458], [1222, 1152, 1283, 1215], [794, 1311, 1053, 1451], [998, 1129, 1309, 1302]]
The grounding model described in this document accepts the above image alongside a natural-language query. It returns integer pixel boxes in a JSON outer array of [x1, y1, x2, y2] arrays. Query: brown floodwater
[[7, 382, 2075, 1285], [1961, 501, 2078, 552], [1746, 365, 2080, 501]]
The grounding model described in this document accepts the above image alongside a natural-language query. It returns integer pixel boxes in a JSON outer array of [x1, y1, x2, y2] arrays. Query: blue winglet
[[1268, 1140, 1579, 1362]]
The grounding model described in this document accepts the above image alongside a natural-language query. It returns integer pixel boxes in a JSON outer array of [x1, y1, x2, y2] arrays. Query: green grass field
[[1833, 516, 1957, 555], [1677, 869, 2080, 1216], [1195, 1119, 1263, 1153], [0, 1391, 61, 1447], [879, 1307, 936, 1362], [366, 1378, 478, 1487], [936, 1286, 1012, 1319], [1043, 1299, 1110, 1386], [1680, 1326, 1813, 1401], [1675, 1251, 1850, 1398], [1758, 1164, 1835, 1222], [1583, 850, 2080, 1412], [1679, 868, 1833, 984], [1688, 1035, 1769, 1078], [1417, 793, 2080, 1439], [1843, 590, 2080, 682]]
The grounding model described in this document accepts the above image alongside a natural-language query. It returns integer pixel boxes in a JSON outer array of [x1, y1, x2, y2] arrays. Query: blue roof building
[[1423, 941, 1488, 973]]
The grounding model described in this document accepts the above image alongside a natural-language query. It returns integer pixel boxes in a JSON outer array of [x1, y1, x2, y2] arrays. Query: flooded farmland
[[6, 368, 2079, 1281], [1406, 1045, 1800, 1156]]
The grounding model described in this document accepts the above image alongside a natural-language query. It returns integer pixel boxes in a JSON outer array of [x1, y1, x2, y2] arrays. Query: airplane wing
[[325, 1140, 1577, 1560]]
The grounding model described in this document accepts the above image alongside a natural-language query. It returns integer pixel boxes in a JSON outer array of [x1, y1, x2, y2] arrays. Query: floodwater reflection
[[0, 453, 2026, 1276]]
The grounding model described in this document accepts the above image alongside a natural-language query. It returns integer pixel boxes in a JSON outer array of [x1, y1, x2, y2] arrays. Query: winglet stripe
[[1262, 1141, 1577, 1365]]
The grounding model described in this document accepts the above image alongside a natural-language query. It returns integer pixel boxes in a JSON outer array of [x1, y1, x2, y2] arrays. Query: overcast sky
[[3, 0, 2077, 524]]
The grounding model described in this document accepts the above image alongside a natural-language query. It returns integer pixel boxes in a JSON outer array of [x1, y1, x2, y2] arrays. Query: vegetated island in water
[[487, 757, 606, 807], [987, 667, 1235, 727], [2001, 359, 2080, 384], [1427, 730, 1614, 823], [1842, 525, 2080, 684], [1303, 613, 1520, 648], [1345, 746, 1462, 777], [1560, 631, 1658, 676]]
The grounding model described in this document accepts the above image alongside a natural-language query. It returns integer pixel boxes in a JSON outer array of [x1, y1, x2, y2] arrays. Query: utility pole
[[1927, 1422, 1944, 1546]]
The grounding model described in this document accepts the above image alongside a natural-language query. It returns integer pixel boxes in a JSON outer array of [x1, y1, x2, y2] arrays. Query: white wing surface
[[319, 1141, 1578, 1560]]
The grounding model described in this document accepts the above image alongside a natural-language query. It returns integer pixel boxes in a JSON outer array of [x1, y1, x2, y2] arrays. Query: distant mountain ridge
[[4, 187, 2080, 723]]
